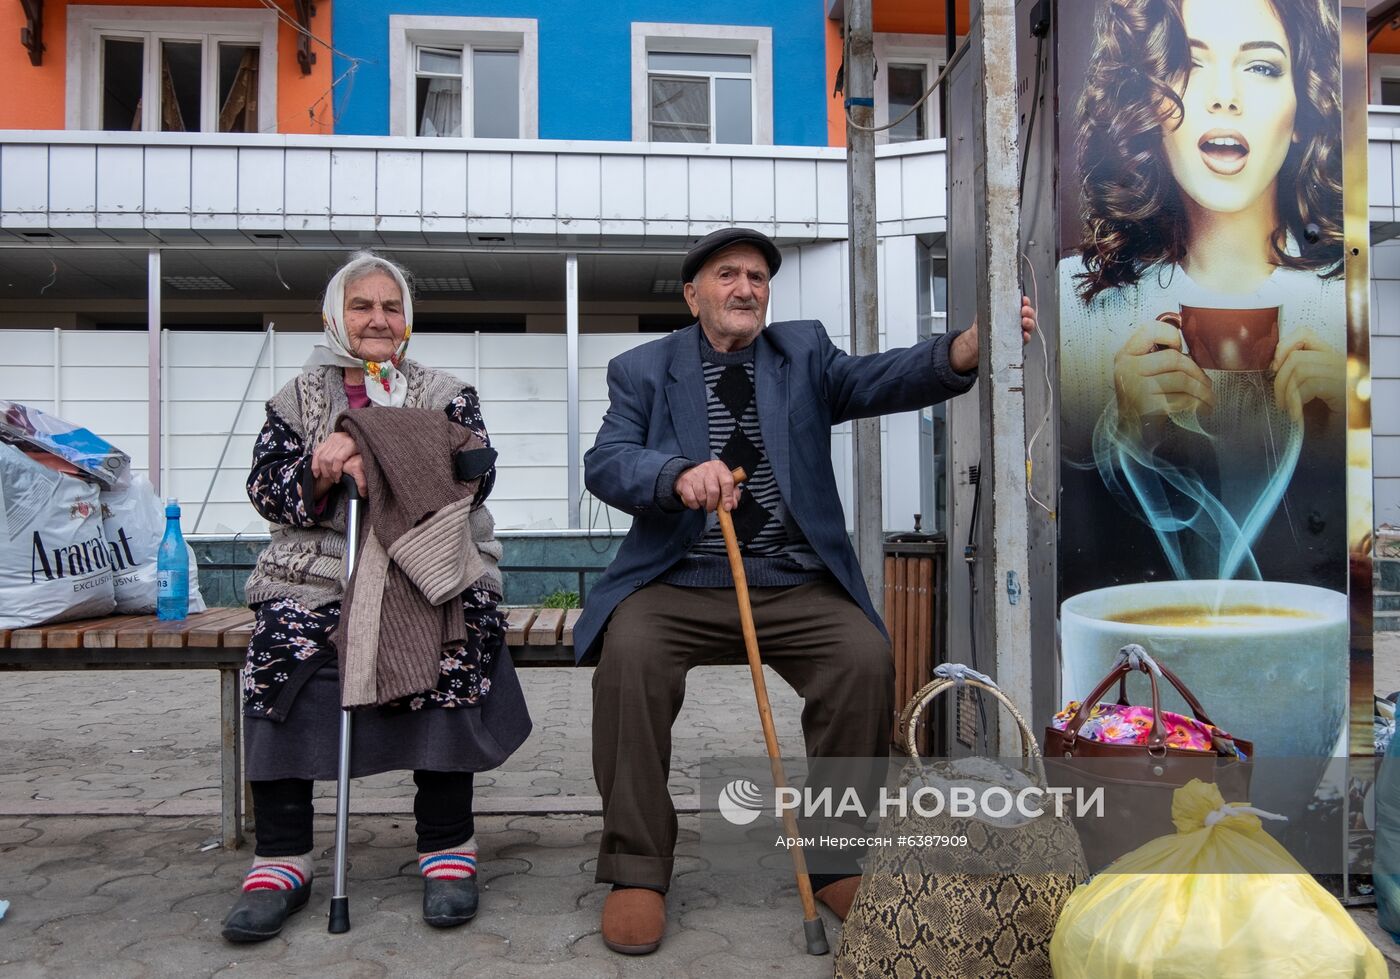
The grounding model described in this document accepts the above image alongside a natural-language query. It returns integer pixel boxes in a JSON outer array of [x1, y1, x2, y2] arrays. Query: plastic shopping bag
[[0, 401, 129, 488], [100, 472, 206, 614], [1050, 780, 1386, 979], [0, 442, 116, 629]]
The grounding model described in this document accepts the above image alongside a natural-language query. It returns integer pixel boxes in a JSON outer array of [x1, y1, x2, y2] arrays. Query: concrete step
[[1377, 614, 1400, 633], [1377, 592, 1400, 613]]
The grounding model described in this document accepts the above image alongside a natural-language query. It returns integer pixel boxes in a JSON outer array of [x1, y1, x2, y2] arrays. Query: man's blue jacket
[[573, 320, 976, 662]]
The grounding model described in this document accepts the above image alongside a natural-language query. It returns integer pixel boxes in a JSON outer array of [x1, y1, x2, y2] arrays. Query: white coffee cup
[[1060, 579, 1348, 817]]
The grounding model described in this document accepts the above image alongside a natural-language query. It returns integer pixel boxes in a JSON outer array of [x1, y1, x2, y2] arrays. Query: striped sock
[[418, 837, 478, 881], [243, 853, 312, 892]]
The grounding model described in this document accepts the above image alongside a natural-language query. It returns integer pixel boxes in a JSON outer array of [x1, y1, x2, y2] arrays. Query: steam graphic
[[1090, 371, 1303, 582]]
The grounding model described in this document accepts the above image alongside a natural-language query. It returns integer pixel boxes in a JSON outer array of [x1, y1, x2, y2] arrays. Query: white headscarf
[[303, 252, 414, 407]]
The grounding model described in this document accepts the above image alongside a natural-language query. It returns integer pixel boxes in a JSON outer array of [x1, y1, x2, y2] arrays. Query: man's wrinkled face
[[684, 244, 771, 352]]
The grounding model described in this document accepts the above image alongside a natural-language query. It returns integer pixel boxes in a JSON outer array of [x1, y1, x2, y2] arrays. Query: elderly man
[[576, 227, 1035, 954]]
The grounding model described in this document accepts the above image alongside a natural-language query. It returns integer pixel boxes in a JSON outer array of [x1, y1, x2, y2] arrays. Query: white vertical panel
[[556, 154, 601, 219], [731, 158, 775, 225], [900, 153, 941, 223], [144, 146, 191, 216], [687, 157, 732, 223], [330, 149, 377, 215], [376, 150, 422, 216], [1, 145, 48, 213], [773, 159, 818, 229], [644, 157, 688, 221], [49, 145, 97, 214], [96, 146, 144, 214], [284, 148, 332, 217], [421, 152, 468, 218], [1372, 141, 1394, 208], [236, 148, 285, 215], [815, 158, 846, 227], [467, 152, 513, 218], [511, 153, 557, 218], [874, 154, 900, 225], [600, 155, 645, 219], [191, 147, 239, 217]]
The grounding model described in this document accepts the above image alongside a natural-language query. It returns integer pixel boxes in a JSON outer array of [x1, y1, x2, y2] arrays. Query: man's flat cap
[[681, 227, 782, 283]]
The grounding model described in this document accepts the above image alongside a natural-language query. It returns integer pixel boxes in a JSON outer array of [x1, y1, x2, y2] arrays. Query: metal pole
[[565, 253, 581, 530], [846, 0, 884, 608], [943, 0, 957, 138], [147, 248, 162, 495], [973, 0, 1033, 753]]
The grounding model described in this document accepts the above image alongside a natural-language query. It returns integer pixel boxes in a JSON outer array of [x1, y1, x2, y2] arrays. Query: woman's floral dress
[[241, 388, 506, 722]]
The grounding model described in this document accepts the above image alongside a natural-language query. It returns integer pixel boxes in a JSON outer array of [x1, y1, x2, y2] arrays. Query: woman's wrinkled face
[[1162, 0, 1297, 216], [343, 271, 406, 363]]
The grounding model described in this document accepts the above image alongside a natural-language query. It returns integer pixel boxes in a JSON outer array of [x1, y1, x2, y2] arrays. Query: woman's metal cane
[[328, 475, 361, 935], [716, 467, 830, 956]]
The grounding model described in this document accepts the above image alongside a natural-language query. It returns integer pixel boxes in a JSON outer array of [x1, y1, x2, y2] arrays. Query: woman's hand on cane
[[311, 432, 367, 499]]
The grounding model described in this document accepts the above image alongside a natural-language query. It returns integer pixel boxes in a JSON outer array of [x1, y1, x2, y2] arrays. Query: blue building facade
[[330, 0, 830, 145]]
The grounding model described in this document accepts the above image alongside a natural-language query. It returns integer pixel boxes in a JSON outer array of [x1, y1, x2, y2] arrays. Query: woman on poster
[[1058, 0, 1347, 590]]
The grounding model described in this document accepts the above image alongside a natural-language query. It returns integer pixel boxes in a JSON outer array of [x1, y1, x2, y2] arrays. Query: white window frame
[[873, 33, 953, 145], [631, 23, 773, 145], [389, 15, 538, 139], [66, 5, 277, 132], [1372, 54, 1400, 105]]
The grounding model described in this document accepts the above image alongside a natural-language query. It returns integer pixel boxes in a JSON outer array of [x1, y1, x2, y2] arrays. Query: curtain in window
[[419, 77, 463, 137]]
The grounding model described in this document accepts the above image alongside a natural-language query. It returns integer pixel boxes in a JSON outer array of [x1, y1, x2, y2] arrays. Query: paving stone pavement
[[6, 660, 1400, 976], [0, 666, 842, 976]]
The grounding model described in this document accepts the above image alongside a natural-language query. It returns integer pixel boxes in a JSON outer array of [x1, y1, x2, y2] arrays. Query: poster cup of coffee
[[1156, 306, 1281, 372]]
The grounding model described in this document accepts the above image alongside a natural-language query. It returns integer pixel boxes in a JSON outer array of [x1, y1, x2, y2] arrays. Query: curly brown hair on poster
[[1073, 0, 1344, 303]]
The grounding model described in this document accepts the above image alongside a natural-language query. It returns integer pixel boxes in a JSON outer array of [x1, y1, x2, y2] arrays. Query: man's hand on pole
[[949, 295, 1037, 374]]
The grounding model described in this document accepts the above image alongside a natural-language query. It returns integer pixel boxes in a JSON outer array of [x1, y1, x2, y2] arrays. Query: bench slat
[[526, 608, 564, 646], [86, 614, 162, 648], [222, 614, 256, 648], [12, 614, 138, 649], [561, 609, 583, 648], [0, 628, 9, 650], [188, 608, 257, 647], [148, 608, 252, 648], [504, 608, 538, 647]]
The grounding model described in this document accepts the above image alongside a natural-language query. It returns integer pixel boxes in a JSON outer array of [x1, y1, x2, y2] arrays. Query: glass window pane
[[650, 76, 708, 127], [888, 63, 927, 142], [217, 44, 259, 133], [714, 76, 752, 144], [1385, 78, 1400, 107], [417, 46, 462, 76], [650, 123, 710, 143], [160, 40, 202, 132], [417, 76, 463, 137], [647, 51, 751, 74], [101, 37, 145, 131], [472, 49, 519, 138]]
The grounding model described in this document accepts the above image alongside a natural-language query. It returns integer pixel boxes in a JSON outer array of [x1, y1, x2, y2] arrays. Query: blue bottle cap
[[165, 497, 181, 518]]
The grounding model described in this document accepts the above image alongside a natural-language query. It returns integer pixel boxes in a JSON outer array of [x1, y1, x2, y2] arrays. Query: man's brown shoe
[[814, 875, 862, 921], [601, 887, 665, 955]]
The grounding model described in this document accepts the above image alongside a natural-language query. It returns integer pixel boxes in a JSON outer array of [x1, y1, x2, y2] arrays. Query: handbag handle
[[1062, 652, 1179, 752], [899, 668, 1045, 781], [1113, 659, 1218, 728]]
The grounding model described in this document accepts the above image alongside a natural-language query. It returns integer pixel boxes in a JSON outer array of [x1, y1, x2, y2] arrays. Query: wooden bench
[[0, 605, 594, 850]]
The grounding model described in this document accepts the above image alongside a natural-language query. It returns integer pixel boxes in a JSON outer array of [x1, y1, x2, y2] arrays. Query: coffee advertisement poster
[[1055, 0, 1362, 835]]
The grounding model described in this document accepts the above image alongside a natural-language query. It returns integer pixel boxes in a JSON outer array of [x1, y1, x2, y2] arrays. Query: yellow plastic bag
[[1050, 780, 1386, 979]]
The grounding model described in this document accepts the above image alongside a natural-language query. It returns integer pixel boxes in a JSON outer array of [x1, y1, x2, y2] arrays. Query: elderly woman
[[221, 252, 531, 942]]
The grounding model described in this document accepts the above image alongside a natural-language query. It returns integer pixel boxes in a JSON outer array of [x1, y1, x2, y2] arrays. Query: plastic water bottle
[[156, 498, 189, 621]]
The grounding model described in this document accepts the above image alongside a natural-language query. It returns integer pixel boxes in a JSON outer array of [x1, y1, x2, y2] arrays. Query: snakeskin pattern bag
[[836, 666, 1088, 979]]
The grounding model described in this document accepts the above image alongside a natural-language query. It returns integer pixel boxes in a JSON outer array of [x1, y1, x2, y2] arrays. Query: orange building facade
[[0, 0, 335, 134]]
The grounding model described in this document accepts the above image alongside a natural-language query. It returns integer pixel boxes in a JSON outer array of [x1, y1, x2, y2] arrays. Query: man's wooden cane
[[716, 467, 830, 956]]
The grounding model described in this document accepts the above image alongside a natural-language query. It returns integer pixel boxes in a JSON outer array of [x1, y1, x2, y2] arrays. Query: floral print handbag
[[1042, 644, 1254, 871]]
